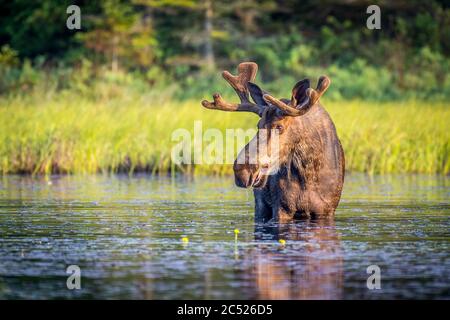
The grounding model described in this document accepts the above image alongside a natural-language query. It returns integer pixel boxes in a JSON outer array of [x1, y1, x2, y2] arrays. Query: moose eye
[[274, 124, 283, 131]]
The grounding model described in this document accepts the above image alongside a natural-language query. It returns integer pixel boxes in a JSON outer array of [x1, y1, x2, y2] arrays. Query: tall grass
[[0, 93, 448, 175]]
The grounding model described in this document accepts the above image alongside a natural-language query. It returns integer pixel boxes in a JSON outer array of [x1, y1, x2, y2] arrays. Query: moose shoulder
[[202, 62, 345, 222]]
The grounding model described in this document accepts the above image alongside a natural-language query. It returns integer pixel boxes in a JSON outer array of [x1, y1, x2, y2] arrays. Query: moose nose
[[233, 161, 254, 188], [259, 156, 270, 172]]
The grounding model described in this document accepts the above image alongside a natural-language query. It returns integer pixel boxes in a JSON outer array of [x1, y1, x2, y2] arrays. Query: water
[[0, 174, 448, 299]]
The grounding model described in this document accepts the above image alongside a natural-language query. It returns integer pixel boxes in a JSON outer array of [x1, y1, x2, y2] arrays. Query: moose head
[[202, 62, 344, 221]]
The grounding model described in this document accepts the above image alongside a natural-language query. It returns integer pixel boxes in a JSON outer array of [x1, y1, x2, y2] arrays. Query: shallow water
[[0, 173, 448, 299]]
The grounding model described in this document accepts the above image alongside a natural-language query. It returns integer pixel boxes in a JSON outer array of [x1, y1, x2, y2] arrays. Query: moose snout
[[234, 137, 263, 188], [233, 161, 253, 188], [259, 156, 270, 171]]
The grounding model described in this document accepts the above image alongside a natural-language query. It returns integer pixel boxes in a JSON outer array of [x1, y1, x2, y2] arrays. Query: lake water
[[0, 174, 448, 299]]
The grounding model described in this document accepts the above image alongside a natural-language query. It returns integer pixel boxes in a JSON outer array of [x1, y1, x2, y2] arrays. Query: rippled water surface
[[0, 174, 449, 299]]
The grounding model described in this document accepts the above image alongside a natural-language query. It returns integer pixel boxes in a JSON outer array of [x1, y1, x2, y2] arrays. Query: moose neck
[[285, 117, 324, 186]]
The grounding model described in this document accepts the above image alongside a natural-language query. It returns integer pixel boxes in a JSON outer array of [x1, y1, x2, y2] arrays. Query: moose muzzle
[[233, 135, 273, 189]]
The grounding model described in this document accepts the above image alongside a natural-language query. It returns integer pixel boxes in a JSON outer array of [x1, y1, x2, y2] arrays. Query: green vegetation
[[0, 1, 449, 100], [0, 91, 448, 175], [0, 1, 448, 175]]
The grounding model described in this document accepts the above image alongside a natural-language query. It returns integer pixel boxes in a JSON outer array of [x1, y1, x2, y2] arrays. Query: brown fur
[[250, 104, 345, 222], [252, 219, 343, 299], [202, 62, 345, 222]]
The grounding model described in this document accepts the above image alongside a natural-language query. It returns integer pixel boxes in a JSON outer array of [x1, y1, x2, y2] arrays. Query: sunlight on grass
[[0, 94, 448, 175]]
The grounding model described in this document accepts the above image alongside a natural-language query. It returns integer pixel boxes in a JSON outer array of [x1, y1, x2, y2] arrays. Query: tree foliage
[[0, 0, 448, 99]]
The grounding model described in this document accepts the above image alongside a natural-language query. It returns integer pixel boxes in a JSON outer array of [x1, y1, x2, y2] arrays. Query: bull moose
[[201, 62, 344, 222]]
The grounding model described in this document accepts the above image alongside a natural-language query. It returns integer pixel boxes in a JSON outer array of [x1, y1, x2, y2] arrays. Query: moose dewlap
[[202, 62, 345, 222]]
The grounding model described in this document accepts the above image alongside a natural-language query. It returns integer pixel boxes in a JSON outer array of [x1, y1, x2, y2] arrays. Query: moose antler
[[263, 76, 331, 117], [201, 62, 263, 116]]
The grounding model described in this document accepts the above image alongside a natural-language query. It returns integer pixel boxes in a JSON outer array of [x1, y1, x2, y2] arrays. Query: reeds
[[0, 94, 448, 175]]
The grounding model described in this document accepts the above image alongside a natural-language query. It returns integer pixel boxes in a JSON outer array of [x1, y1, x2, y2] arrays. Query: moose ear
[[291, 79, 310, 107], [248, 82, 268, 106]]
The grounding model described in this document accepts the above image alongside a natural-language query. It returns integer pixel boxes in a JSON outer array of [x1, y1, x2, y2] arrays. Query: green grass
[[0, 93, 449, 175]]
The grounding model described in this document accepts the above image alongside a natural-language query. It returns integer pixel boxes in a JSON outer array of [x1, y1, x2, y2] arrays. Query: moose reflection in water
[[0, 174, 448, 299], [247, 219, 343, 299]]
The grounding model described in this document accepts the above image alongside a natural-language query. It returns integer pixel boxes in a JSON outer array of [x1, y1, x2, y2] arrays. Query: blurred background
[[1, 1, 449, 301], [0, 0, 448, 175]]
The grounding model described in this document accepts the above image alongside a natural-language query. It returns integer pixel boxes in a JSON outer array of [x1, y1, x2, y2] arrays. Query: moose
[[253, 220, 343, 299], [202, 62, 344, 222]]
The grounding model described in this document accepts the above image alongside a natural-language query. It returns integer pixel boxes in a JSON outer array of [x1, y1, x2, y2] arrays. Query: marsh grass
[[0, 93, 448, 175]]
